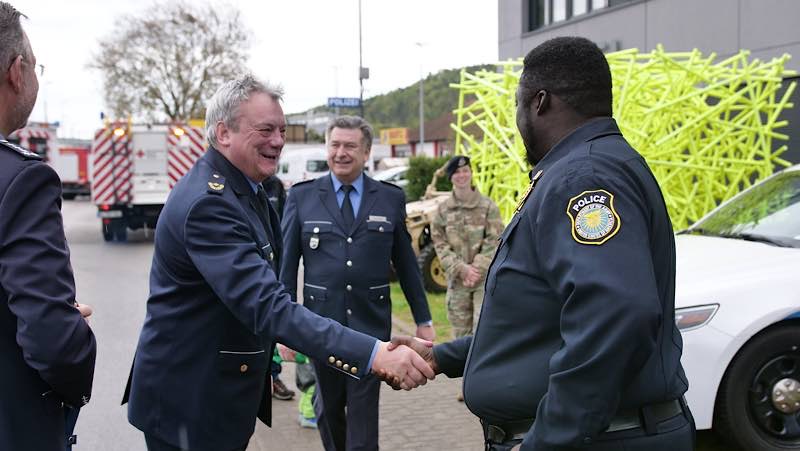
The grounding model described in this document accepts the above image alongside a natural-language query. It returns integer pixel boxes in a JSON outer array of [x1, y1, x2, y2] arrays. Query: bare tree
[[91, 1, 250, 121]]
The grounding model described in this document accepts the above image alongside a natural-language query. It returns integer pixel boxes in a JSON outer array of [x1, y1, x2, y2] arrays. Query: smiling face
[[451, 164, 472, 190], [216, 92, 286, 182], [327, 127, 370, 184]]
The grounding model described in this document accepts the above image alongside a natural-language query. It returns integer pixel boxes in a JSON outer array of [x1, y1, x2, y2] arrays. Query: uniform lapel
[[318, 175, 347, 232], [205, 148, 276, 257], [352, 176, 379, 235]]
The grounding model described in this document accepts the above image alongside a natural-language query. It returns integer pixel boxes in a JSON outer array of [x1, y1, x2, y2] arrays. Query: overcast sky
[[20, 0, 498, 139]]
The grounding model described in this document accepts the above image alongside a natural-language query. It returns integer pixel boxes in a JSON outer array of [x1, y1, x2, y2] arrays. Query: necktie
[[255, 185, 273, 232], [341, 185, 355, 230]]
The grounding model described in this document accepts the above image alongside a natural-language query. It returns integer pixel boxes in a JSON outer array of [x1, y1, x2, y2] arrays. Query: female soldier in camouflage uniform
[[431, 156, 503, 341]]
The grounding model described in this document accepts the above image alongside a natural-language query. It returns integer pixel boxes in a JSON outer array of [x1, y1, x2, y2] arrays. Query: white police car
[[675, 165, 800, 450]]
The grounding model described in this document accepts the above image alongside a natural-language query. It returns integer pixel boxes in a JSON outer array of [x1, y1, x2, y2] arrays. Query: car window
[[306, 160, 329, 172], [691, 170, 800, 247]]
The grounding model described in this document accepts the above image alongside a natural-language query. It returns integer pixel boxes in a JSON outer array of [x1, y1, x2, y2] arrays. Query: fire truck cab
[[8, 122, 91, 199]]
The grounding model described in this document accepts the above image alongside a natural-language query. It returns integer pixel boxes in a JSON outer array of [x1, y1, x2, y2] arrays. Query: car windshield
[[306, 160, 329, 172], [686, 170, 800, 248]]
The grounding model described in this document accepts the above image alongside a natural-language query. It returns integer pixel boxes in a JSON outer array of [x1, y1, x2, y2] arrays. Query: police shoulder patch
[[207, 173, 226, 194], [566, 189, 620, 245]]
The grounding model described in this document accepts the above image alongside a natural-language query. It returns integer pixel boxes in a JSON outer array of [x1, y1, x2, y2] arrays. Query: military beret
[[445, 155, 470, 180]]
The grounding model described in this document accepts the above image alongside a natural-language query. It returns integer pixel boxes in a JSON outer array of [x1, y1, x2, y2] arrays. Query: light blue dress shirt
[[330, 172, 364, 217]]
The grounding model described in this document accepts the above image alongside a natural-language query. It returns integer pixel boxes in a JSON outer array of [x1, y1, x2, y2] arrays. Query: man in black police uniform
[[281, 116, 435, 450], [387, 37, 694, 451], [0, 3, 97, 450], [124, 76, 434, 451]]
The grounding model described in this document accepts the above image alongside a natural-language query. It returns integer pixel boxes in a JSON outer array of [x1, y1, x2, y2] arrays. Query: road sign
[[327, 97, 362, 108]]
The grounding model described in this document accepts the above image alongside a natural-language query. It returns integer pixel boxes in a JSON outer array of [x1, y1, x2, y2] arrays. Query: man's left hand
[[415, 324, 435, 341]]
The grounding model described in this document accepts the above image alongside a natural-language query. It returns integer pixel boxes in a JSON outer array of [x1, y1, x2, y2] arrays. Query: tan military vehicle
[[404, 164, 450, 293]]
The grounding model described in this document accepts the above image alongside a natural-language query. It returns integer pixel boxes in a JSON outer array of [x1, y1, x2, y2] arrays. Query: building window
[[528, 0, 548, 31], [553, 0, 568, 22], [572, 0, 588, 16], [526, 0, 634, 32]]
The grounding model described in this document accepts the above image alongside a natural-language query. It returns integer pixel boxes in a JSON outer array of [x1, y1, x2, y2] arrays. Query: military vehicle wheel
[[418, 244, 446, 293]]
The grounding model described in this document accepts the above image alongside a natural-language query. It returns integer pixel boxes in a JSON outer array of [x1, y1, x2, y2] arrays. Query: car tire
[[101, 222, 114, 242], [714, 323, 800, 451], [417, 244, 446, 293], [102, 219, 127, 243], [113, 219, 128, 242]]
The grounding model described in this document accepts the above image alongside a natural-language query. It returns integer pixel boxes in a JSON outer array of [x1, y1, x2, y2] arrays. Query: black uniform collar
[[534, 117, 621, 171], [204, 146, 257, 197]]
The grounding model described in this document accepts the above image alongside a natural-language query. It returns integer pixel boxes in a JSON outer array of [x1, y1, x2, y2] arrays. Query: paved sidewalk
[[248, 319, 484, 450], [248, 365, 483, 451]]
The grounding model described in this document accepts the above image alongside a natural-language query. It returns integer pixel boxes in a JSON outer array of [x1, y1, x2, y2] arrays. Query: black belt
[[481, 399, 685, 444], [607, 398, 684, 433], [481, 418, 532, 444]]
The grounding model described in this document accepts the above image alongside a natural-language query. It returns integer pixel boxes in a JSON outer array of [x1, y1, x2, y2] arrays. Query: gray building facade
[[498, 0, 800, 163]]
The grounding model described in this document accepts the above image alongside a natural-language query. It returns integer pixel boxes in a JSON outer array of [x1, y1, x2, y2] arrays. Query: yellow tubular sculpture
[[451, 46, 797, 229]]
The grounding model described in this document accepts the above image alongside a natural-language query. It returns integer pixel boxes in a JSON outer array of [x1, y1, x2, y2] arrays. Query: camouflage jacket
[[430, 188, 504, 285]]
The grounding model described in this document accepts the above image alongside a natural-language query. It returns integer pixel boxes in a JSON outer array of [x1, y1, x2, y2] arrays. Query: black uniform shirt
[[435, 118, 689, 449]]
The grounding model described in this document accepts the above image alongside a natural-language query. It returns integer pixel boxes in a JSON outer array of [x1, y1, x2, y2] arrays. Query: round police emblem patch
[[566, 189, 621, 245]]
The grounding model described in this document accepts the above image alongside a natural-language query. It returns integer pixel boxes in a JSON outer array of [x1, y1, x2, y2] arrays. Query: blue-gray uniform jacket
[[124, 148, 377, 450], [0, 140, 96, 450], [434, 118, 688, 450], [280, 174, 431, 341]]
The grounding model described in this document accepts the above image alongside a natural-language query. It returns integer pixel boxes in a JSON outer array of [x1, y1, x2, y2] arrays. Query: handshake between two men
[[373, 336, 438, 390], [280, 337, 436, 391]]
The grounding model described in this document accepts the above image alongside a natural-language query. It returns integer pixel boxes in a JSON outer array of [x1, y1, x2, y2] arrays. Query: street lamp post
[[416, 42, 425, 156], [358, 0, 365, 118]]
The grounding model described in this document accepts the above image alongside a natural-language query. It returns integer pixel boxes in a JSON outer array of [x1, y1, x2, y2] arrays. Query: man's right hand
[[376, 336, 440, 389], [371, 341, 435, 390]]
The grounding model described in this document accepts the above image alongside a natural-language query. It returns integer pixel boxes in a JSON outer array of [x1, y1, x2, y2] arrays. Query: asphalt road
[[64, 199, 152, 450]]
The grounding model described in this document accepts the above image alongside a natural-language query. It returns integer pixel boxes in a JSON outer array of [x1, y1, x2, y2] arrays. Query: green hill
[[298, 64, 494, 132]]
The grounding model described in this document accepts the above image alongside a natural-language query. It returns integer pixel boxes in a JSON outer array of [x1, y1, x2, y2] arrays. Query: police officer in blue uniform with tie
[[0, 4, 97, 450], [387, 37, 695, 451], [123, 77, 433, 451], [281, 116, 435, 451]]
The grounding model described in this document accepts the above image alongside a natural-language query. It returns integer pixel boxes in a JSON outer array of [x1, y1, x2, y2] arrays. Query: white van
[[277, 144, 379, 188], [277, 146, 330, 188]]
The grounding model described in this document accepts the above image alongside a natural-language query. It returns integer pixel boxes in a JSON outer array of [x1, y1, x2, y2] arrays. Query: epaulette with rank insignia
[[207, 173, 226, 194], [0, 139, 43, 160]]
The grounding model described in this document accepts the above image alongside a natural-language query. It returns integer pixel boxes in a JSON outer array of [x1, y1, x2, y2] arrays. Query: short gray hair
[[326, 116, 373, 151], [205, 74, 284, 148], [0, 3, 27, 74]]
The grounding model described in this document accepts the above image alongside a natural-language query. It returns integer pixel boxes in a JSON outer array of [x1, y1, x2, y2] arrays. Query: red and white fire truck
[[90, 121, 206, 242], [8, 122, 92, 199]]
